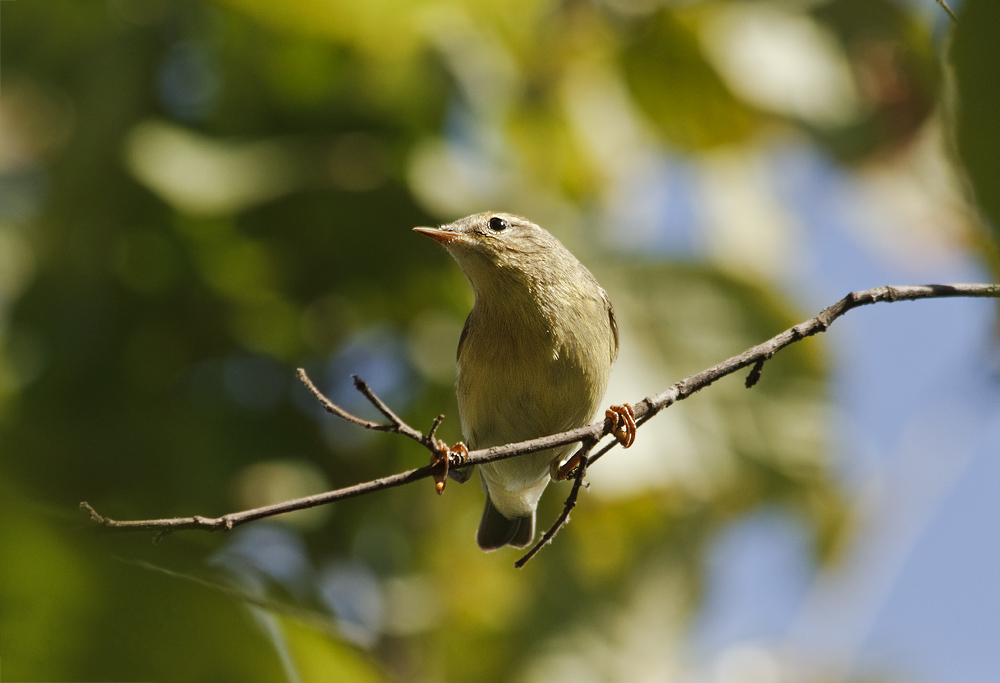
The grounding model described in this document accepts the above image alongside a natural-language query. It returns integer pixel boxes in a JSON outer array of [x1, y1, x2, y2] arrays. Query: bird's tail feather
[[477, 494, 535, 550]]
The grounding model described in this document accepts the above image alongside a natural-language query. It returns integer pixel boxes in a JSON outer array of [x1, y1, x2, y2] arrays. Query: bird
[[414, 212, 631, 551]]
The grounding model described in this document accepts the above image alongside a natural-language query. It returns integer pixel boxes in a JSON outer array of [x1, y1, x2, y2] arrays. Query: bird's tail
[[477, 493, 534, 551]]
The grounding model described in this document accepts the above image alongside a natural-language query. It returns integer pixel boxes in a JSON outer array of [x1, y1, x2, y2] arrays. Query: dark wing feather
[[606, 292, 619, 362], [457, 312, 472, 361]]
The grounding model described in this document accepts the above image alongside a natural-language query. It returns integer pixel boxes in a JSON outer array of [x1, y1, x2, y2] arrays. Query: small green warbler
[[415, 212, 627, 551]]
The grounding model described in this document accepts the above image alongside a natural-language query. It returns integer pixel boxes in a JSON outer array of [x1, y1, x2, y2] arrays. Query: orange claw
[[431, 441, 469, 494], [606, 404, 636, 449]]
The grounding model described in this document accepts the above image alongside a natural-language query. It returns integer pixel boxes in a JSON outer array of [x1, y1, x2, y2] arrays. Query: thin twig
[[935, 0, 958, 24], [427, 414, 446, 444], [297, 368, 392, 433], [351, 375, 422, 440], [82, 284, 1000, 553], [628, 284, 1000, 429], [516, 441, 594, 568]]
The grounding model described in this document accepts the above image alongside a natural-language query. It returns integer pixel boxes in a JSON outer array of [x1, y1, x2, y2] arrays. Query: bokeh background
[[2, 0, 998, 681]]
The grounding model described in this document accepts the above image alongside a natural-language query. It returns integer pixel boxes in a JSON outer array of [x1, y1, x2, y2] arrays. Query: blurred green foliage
[[952, 0, 1000, 262], [0, 0, 990, 681]]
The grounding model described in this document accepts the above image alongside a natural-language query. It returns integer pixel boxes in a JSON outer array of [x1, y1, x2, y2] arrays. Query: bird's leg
[[605, 403, 636, 448], [430, 441, 469, 494], [555, 447, 586, 480]]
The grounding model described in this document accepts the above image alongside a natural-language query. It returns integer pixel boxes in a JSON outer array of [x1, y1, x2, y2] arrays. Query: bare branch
[[626, 284, 1000, 429], [427, 414, 446, 443], [82, 284, 1000, 554], [296, 368, 392, 433], [516, 440, 595, 568], [936, 0, 959, 23], [351, 374, 424, 441]]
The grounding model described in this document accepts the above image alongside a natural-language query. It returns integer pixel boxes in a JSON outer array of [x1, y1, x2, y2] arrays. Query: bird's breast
[[456, 301, 609, 451]]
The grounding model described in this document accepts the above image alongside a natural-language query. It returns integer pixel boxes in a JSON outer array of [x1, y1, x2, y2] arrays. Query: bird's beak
[[413, 226, 468, 244]]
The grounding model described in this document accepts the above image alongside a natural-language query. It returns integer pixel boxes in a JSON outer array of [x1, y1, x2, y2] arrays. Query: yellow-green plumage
[[414, 212, 618, 550]]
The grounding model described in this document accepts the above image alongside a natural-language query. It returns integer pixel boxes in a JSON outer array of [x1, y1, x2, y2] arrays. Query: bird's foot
[[430, 441, 469, 494], [555, 449, 586, 480], [554, 404, 637, 480], [606, 403, 636, 448]]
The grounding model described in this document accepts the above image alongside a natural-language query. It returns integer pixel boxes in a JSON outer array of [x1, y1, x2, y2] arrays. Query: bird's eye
[[487, 216, 508, 232]]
